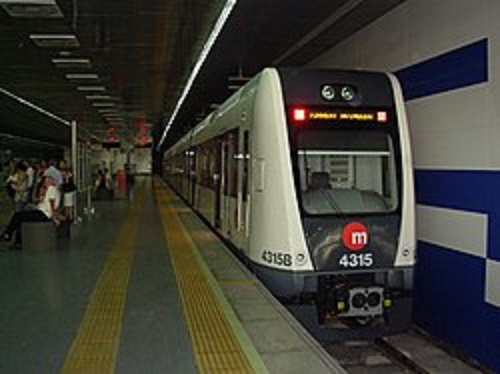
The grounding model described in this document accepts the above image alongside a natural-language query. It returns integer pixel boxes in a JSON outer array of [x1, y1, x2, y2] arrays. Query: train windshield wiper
[[318, 187, 346, 215]]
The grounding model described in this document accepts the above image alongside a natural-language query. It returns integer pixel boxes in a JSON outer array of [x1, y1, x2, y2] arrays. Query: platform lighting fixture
[[52, 58, 92, 68], [66, 73, 99, 80], [92, 102, 115, 108], [0, 86, 70, 126], [156, 0, 237, 151], [30, 33, 80, 48], [97, 108, 119, 113], [85, 95, 112, 100], [77, 86, 106, 92], [0, 0, 63, 18]]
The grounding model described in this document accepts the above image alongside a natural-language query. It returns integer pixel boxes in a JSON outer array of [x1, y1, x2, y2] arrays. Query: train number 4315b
[[339, 253, 373, 268], [261, 250, 293, 267]]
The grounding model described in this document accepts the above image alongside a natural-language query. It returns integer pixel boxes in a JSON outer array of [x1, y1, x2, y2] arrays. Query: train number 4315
[[339, 253, 373, 268]]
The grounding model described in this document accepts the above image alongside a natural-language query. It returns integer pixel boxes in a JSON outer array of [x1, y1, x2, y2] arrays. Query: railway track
[[324, 330, 489, 373]]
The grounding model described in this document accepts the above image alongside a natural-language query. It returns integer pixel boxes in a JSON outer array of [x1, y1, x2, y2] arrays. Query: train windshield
[[297, 130, 398, 215]]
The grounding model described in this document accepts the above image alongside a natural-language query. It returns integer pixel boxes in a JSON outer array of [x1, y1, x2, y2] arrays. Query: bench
[[21, 220, 71, 251]]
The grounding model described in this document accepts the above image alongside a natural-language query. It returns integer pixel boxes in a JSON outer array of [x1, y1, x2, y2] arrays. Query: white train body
[[164, 68, 415, 323]]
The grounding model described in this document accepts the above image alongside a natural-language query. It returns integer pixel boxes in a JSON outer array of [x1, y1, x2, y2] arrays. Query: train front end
[[280, 68, 415, 325]]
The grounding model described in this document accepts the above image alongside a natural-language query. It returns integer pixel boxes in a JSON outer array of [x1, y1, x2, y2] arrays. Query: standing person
[[24, 160, 35, 204], [6, 161, 29, 212], [0, 170, 61, 248], [115, 167, 126, 199], [32, 161, 47, 204], [61, 166, 77, 221], [4, 158, 18, 203], [94, 168, 113, 199]]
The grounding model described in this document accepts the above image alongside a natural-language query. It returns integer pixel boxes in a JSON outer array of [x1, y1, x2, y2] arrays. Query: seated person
[[1, 170, 62, 247], [308, 171, 331, 190]]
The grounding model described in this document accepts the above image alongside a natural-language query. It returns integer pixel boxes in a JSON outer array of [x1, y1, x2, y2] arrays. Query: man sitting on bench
[[1, 169, 61, 249]]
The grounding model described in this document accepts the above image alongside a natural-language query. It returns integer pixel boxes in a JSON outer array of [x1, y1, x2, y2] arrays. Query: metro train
[[163, 67, 415, 328]]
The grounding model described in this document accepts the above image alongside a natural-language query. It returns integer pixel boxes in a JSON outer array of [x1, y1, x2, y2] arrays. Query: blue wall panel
[[415, 169, 500, 261], [414, 243, 486, 358], [395, 39, 488, 100], [414, 242, 500, 372]]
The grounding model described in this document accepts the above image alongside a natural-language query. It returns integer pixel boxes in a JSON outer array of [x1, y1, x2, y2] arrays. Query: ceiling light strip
[[66, 73, 99, 80], [0, 0, 55, 5], [53, 58, 91, 64], [77, 86, 106, 91], [156, 0, 237, 150], [0, 86, 70, 127]]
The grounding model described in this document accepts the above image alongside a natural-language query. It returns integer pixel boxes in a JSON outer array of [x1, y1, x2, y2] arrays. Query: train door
[[214, 137, 223, 228], [233, 129, 250, 250], [188, 147, 196, 205], [220, 130, 239, 238]]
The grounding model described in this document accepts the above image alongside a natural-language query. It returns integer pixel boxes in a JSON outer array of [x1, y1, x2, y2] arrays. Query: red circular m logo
[[342, 222, 369, 251]]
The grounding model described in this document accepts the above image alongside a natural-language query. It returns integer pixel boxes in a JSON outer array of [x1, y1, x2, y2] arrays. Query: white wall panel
[[407, 86, 490, 170], [408, 0, 487, 64], [417, 205, 487, 259], [486, 0, 500, 158], [351, 3, 410, 71], [311, 0, 488, 71], [310, 3, 411, 70], [486, 259, 500, 307]]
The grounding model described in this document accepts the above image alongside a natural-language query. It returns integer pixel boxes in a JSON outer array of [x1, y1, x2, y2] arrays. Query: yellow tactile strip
[[154, 182, 263, 374], [61, 187, 144, 374]]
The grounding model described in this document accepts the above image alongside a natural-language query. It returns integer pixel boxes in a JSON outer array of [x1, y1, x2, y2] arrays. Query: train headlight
[[367, 291, 381, 307], [340, 85, 356, 101], [320, 84, 335, 101], [352, 293, 367, 308]]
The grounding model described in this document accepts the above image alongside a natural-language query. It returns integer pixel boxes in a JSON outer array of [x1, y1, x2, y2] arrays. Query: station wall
[[91, 146, 151, 176], [310, 0, 500, 371]]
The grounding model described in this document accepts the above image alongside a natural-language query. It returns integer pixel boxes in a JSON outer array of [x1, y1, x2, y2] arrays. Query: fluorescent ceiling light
[[101, 112, 122, 116], [85, 95, 111, 100], [52, 58, 91, 68], [92, 102, 115, 108], [0, 0, 54, 3], [156, 0, 237, 150], [30, 34, 80, 48], [0, 0, 62, 18], [97, 108, 118, 113], [77, 86, 106, 92], [66, 73, 99, 80]]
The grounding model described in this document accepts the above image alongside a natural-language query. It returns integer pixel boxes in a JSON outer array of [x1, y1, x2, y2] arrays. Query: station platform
[[0, 176, 345, 373]]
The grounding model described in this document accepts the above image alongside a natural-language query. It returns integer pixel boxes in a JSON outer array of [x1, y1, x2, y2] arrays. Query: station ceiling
[[0, 0, 406, 152]]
